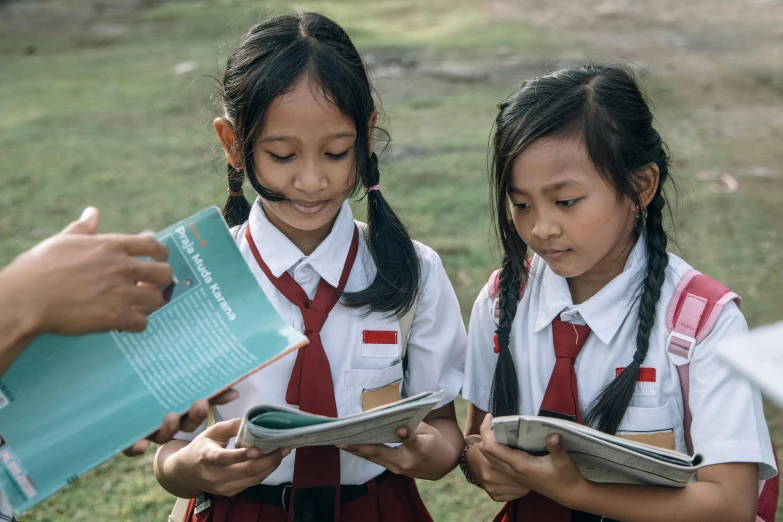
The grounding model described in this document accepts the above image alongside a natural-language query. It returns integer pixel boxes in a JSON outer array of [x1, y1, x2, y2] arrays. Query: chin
[[539, 258, 587, 279], [277, 206, 340, 232]]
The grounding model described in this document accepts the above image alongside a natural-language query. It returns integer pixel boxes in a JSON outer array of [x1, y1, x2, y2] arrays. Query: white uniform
[[0, 493, 12, 521], [176, 199, 467, 485], [463, 238, 777, 480]]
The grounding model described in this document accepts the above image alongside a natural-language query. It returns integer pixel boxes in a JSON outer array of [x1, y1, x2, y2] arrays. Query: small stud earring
[[233, 161, 242, 169]]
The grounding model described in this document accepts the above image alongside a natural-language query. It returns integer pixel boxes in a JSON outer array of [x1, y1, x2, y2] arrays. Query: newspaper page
[[716, 320, 783, 409], [492, 416, 702, 487], [236, 390, 443, 453]]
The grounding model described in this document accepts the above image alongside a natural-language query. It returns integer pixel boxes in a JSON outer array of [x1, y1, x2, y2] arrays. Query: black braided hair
[[216, 12, 418, 315], [341, 152, 420, 316], [489, 63, 674, 431], [222, 163, 252, 228], [584, 157, 670, 433], [489, 257, 526, 417]]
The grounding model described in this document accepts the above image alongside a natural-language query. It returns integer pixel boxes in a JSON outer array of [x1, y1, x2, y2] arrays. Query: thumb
[[396, 426, 419, 446], [61, 207, 100, 235], [546, 434, 568, 463], [205, 418, 242, 447]]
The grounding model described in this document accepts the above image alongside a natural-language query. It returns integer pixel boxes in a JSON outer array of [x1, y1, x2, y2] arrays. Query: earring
[[233, 161, 242, 170]]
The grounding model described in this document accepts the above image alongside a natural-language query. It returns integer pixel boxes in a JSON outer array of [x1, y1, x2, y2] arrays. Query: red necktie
[[507, 316, 591, 522], [245, 224, 359, 522]]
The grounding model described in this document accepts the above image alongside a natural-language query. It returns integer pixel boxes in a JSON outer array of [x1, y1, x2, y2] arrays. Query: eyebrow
[[508, 179, 583, 195], [259, 131, 356, 144]]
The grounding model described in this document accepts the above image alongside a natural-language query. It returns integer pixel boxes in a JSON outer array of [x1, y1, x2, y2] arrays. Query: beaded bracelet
[[459, 442, 481, 487]]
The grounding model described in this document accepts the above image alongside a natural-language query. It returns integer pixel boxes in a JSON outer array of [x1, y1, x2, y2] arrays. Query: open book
[[492, 416, 703, 487], [236, 390, 444, 453], [716, 320, 783, 408], [0, 207, 308, 512]]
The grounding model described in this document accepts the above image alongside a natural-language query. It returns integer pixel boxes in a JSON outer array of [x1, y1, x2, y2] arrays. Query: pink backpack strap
[[666, 270, 741, 454], [665, 271, 778, 522], [487, 258, 534, 302]]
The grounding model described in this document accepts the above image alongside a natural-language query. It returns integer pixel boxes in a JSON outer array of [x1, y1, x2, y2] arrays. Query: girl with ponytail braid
[[155, 12, 467, 522], [461, 64, 776, 522]]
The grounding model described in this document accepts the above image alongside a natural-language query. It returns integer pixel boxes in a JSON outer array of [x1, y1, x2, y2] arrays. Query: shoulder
[[472, 256, 542, 322], [660, 252, 746, 336]]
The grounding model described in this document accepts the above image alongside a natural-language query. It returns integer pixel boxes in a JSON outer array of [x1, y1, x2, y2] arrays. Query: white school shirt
[[462, 238, 777, 480], [0, 493, 11, 521], [176, 199, 467, 485]]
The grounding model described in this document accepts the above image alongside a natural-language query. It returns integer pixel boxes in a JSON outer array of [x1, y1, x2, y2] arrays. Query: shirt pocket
[[616, 397, 685, 453], [342, 361, 404, 414]]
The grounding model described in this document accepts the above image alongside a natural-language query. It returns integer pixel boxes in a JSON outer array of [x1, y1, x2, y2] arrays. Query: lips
[[289, 199, 328, 215], [540, 248, 571, 261]]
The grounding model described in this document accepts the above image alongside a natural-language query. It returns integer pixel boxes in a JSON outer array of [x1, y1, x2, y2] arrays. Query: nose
[[531, 210, 562, 240], [292, 157, 328, 194]]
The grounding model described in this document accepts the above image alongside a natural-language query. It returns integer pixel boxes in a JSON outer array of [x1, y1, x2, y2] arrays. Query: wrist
[[563, 476, 596, 511], [460, 441, 482, 487], [0, 263, 44, 338]]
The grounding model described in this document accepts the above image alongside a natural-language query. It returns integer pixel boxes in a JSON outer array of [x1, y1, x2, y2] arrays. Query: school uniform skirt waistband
[[185, 470, 434, 522]]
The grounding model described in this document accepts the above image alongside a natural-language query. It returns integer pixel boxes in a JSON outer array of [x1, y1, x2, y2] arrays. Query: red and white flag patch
[[615, 367, 657, 396], [362, 330, 399, 358]]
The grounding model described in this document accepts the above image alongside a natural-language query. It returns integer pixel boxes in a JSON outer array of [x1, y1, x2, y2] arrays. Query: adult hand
[[123, 389, 240, 456], [6, 207, 173, 336]]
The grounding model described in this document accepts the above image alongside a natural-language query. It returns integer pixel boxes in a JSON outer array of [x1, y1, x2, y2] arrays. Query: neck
[[261, 201, 338, 256], [567, 233, 638, 305]]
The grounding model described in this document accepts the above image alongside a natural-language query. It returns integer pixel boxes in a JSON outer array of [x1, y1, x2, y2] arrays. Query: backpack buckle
[[667, 331, 696, 366]]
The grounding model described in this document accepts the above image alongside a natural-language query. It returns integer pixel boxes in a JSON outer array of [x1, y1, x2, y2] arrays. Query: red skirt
[[493, 496, 603, 522], [185, 473, 433, 522]]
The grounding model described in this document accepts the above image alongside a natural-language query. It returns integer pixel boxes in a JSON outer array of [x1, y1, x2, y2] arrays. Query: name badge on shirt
[[360, 380, 401, 411], [616, 367, 657, 396], [361, 330, 400, 358]]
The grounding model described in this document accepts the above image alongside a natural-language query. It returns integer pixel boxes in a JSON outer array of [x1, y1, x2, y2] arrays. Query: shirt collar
[[248, 199, 356, 288], [533, 237, 648, 345]]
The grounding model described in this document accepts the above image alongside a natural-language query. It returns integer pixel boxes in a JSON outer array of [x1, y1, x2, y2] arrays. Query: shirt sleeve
[[461, 283, 499, 412], [401, 247, 466, 409], [688, 300, 778, 480]]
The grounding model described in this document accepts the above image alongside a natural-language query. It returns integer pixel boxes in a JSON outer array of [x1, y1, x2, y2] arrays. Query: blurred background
[[2, 0, 783, 520]]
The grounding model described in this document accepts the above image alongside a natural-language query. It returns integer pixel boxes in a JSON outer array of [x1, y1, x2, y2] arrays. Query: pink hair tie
[[367, 185, 380, 192]]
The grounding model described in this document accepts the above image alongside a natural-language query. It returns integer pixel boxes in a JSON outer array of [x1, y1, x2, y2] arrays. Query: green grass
[[2, 0, 783, 520]]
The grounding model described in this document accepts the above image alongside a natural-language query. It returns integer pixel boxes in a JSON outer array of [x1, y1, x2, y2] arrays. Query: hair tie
[[367, 184, 380, 192], [494, 326, 510, 354], [632, 350, 645, 365], [227, 187, 244, 197]]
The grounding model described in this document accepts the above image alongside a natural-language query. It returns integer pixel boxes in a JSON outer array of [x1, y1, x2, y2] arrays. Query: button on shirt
[[463, 239, 777, 480], [176, 199, 467, 485]]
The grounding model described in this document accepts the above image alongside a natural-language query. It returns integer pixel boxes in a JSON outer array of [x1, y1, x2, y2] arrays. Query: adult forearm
[[0, 269, 40, 376]]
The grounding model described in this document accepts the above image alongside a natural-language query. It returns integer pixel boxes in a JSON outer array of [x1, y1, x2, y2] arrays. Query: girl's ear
[[213, 117, 242, 168], [637, 162, 660, 210], [368, 111, 378, 156]]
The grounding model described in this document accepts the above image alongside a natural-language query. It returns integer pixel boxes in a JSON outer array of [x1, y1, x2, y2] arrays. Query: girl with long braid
[[154, 12, 467, 522], [460, 64, 777, 522]]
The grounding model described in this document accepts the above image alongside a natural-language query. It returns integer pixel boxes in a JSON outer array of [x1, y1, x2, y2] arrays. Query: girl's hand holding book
[[338, 417, 460, 481], [479, 414, 587, 509], [168, 418, 289, 498], [463, 437, 531, 502]]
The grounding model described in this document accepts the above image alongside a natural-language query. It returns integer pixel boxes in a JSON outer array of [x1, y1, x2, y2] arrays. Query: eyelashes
[[512, 198, 582, 211], [267, 148, 352, 164]]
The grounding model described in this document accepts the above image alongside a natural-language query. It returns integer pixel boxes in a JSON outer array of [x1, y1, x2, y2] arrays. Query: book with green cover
[[0, 207, 308, 512]]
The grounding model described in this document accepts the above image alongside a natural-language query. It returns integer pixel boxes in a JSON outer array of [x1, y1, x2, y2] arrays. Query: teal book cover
[[0, 207, 308, 512]]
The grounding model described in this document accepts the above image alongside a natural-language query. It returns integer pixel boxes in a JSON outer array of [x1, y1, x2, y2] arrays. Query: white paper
[[492, 416, 702, 487], [236, 390, 443, 453], [716, 320, 783, 408]]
